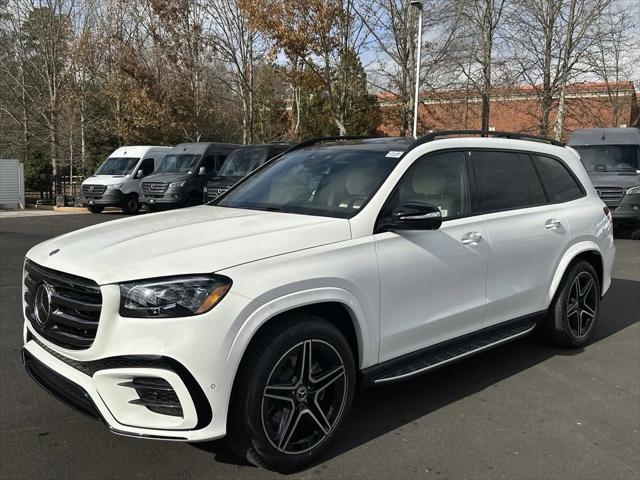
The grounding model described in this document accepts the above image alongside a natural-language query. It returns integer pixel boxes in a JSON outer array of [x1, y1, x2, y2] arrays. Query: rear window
[[532, 155, 584, 203]]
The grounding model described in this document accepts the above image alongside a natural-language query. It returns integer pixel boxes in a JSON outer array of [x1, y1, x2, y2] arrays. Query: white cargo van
[[81, 146, 171, 214]]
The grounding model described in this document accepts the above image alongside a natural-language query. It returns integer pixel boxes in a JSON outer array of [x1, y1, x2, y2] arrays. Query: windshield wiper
[[235, 203, 284, 212]]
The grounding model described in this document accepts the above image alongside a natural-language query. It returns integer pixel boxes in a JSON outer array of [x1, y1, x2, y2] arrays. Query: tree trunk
[[480, 1, 493, 131], [553, 0, 577, 141]]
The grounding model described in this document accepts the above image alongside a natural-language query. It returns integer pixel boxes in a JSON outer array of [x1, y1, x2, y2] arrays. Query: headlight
[[627, 186, 640, 195], [119, 275, 232, 318], [169, 181, 186, 188], [107, 183, 124, 190]]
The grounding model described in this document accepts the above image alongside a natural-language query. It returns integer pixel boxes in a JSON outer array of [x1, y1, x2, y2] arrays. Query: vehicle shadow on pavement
[[191, 278, 639, 472]]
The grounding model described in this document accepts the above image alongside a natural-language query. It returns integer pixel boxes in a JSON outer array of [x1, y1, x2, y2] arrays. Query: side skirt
[[362, 311, 544, 387]]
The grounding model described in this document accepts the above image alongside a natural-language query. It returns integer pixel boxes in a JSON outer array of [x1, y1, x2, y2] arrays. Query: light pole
[[410, 0, 423, 139]]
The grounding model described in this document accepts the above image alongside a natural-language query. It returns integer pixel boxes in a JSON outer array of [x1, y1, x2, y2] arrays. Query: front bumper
[[21, 275, 253, 442], [140, 192, 184, 207], [22, 333, 214, 440], [82, 191, 124, 207]]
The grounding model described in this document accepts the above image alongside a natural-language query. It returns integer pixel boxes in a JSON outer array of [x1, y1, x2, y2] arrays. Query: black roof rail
[[281, 135, 385, 155], [407, 130, 564, 150]]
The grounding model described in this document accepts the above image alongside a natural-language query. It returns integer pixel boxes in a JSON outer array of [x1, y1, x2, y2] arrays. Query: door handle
[[461, 231, 482, 245], [545, 218, 562, 230]]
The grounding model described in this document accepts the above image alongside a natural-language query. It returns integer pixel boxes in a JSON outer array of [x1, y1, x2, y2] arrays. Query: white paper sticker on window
[[386, 151, 404, 158]]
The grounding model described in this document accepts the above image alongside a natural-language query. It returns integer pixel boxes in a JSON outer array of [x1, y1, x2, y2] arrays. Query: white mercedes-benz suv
[[22, 132, 615, 472]]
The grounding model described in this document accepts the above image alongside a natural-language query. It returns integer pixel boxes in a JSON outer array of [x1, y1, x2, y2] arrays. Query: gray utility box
[[0, 159, 25, 209]]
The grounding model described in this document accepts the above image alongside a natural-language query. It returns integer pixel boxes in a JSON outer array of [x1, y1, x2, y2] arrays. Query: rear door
[[470, 150, 570, 326]]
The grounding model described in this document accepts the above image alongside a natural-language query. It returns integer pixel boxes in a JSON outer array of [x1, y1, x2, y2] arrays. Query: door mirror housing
[[136, 170, 144, 178], [198, 166, 206, 176], [389, 202, 442, 230]]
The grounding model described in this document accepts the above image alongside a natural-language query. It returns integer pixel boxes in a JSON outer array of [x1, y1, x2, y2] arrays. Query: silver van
[[81, 146, 171, 214], [568, 128, 640, 237]]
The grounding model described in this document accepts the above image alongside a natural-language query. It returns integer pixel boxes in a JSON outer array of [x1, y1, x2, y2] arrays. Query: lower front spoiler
[[22, 348, 103, 421], [21, 340, 219, 442]]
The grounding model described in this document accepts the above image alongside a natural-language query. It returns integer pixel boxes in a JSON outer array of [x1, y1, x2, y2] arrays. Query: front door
[[374, 151, 489, 363]]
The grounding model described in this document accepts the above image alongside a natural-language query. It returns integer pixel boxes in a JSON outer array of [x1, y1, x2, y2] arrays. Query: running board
[[363, 313, 542, 386]]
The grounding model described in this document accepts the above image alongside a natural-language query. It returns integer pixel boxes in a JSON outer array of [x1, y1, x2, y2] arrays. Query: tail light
[[603, 206, 612, 223]]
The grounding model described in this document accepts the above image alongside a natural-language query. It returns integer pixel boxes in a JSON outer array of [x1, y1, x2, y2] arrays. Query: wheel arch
[[547, 242, 604, 306]]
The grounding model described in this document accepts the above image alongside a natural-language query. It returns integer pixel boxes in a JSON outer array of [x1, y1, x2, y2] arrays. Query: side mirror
[[390, 202, 442, 230], [198, 166, 206, 176], [136, 170, 144, 178]]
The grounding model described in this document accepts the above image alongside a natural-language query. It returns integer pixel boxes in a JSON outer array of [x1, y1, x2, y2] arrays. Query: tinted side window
[[388, 151, 470, 219], [472, 151, 531, 212], [532, 155, 584, 203], [204, 155, 217, 174], [138, 157, 155, 177], [520, 154, 547, 205]]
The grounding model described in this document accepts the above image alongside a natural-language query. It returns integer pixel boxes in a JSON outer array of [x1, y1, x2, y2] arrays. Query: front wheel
[[226, 313, 356, 472], [86, 205, 104, 214], [121, 194, 140, 215], [541, 260, 600, 348]]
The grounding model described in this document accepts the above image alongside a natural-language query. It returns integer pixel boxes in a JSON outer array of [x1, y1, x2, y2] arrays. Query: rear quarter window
[[531, 155, 584, 203]]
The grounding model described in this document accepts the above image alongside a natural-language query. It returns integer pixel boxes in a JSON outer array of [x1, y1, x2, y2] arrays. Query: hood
[[26, 207, 351, 285], [83, 174, 130, 185], [587, 171, 640, 188], [142, 173, 192, 184]]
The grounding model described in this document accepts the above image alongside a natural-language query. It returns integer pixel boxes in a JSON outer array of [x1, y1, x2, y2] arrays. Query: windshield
[[95, 157, 139, 175], [218, 148, 269, 177], [155, 154, 201, 174], [573, 145, 640, 172], [215, 147, 401, 218]]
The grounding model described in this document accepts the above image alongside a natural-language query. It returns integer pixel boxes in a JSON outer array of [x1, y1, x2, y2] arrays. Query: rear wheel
[[226, 313, 355, 472], [541, 260, 600, 348], [121, 194, 140, 215], [86, 205, 104, 214]]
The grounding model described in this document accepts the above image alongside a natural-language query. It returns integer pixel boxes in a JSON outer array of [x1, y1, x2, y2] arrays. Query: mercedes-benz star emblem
[[150, 184, 156, 190], [89, 185, 95, 192], [34, 282, 53, 328]]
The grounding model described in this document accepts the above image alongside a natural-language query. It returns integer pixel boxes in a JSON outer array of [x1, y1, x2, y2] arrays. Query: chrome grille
[[595, 186, 624, 206], [24, 259, 102, 350], [82, 184, 106, 195], [142, 182, 168, 194], [207, 185, 230, 200]]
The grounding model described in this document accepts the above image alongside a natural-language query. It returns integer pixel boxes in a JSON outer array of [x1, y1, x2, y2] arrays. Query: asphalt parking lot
[[1, 212, 638, 480]]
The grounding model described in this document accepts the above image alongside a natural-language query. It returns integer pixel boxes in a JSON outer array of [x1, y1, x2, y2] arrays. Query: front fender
[[225, 287, 373, 372]]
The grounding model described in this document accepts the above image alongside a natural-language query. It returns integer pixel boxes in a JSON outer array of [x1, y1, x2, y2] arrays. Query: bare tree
[[584, 0, 639, 127], [202, 0, 260, 144], [360, 0, 456, 135], [455, 0, 507, 130]]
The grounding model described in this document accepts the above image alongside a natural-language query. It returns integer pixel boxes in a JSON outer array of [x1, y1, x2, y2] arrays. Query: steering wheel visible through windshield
[[215, 147, 401, 218], [155, 154, 201, 174]]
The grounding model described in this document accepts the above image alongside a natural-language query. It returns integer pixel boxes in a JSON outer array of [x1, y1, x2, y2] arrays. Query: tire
[[121, 194, 140, 215], [226, 313, 356, 472], [87, 205, 104, 214], [541, 260, 600, 348], [185, 193, 201, 207]]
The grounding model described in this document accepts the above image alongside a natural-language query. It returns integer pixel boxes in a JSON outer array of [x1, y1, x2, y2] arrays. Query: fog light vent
[[119, 377, 183, 417]]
